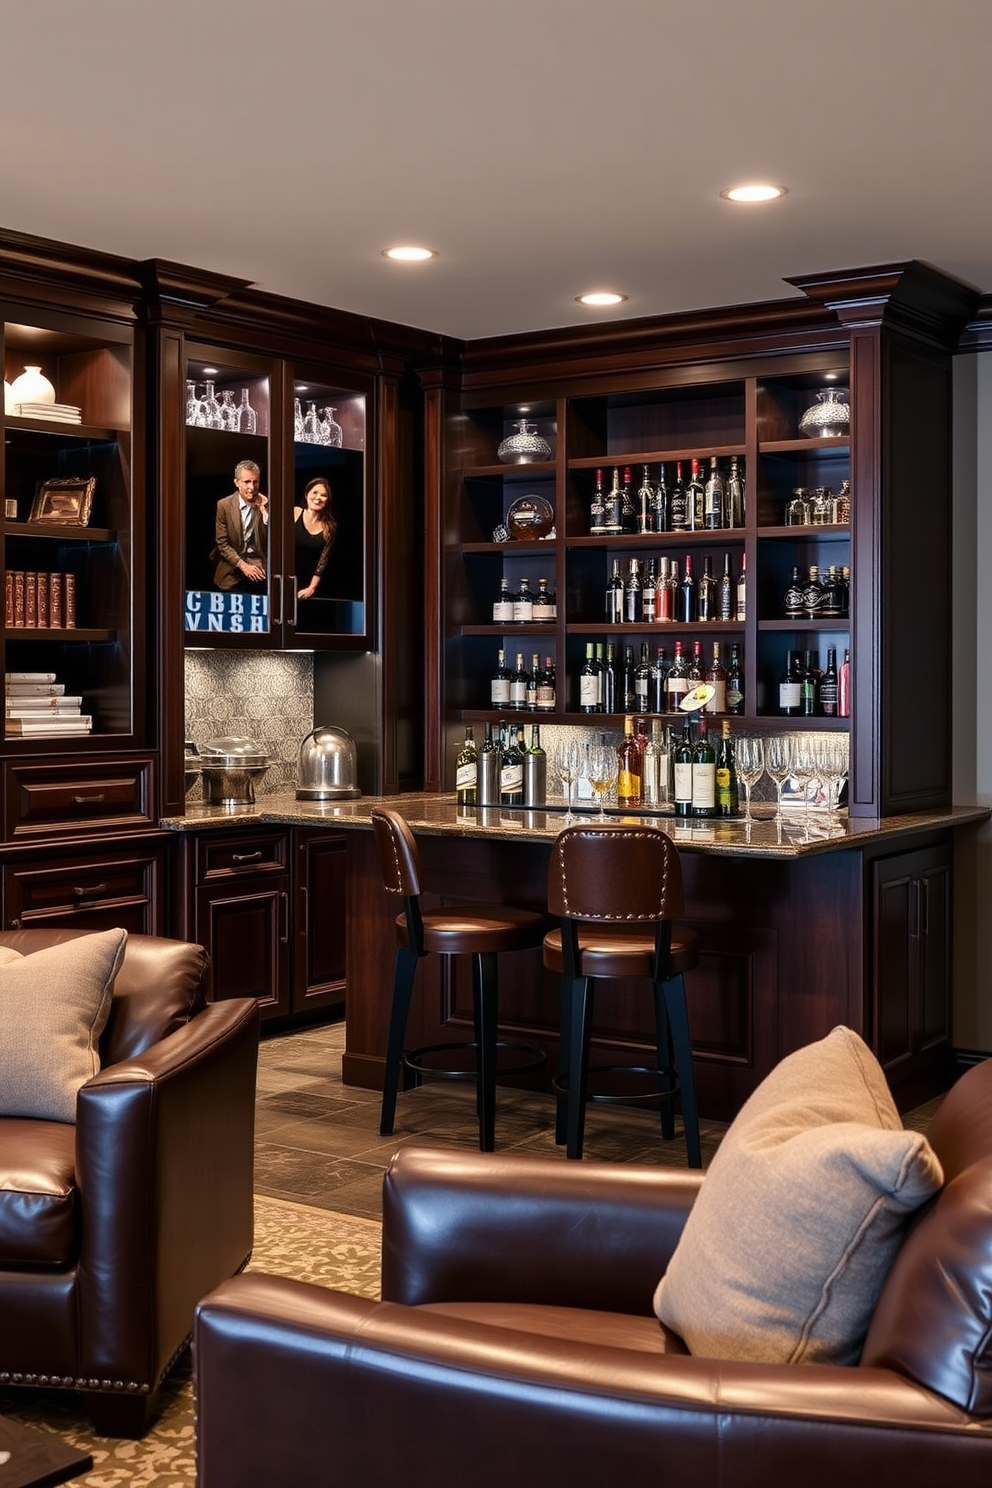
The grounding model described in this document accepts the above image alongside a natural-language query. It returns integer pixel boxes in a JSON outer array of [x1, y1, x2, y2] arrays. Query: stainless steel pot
[[197, 735, 272, 806], [296, 725, 360, 800]]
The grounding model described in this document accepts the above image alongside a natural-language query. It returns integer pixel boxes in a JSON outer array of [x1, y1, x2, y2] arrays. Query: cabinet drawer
[[4, 757, 156, 838], [196, 830, 289, 882], [3, 844, 165, 932]]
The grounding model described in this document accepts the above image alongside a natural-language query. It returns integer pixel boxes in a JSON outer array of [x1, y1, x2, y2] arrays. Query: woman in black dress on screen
[[294, 477, 337, 599]]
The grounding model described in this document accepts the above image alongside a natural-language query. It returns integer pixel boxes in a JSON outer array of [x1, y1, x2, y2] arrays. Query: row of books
[[4, 670, 92, 736], [4, 571, 77, 629]]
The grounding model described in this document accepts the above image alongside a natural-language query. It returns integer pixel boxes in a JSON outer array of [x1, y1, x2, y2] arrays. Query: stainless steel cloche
[[296, 725, 361, 800]]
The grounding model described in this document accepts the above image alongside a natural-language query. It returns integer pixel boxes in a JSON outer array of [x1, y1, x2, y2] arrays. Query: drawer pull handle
[[232, 851, 264, 864], [73, 884, 108, 898], [73, 793, 106, 804]]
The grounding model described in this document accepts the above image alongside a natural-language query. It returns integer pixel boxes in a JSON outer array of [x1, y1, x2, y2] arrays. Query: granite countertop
[[160, 792, 991, 859]]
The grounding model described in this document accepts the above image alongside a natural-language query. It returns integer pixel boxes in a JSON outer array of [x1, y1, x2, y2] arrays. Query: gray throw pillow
[[654, 1025, 943, 1365], [0, 929, 128, 1123]]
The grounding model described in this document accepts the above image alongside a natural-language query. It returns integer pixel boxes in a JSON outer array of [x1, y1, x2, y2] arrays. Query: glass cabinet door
[[288, 371, 366, 642], [184, 348, 272, 639]]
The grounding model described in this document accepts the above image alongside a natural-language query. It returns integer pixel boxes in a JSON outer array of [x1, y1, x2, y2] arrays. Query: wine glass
[[736, 735, 765, 820], [553, 737, 583, 821], [764, 735, 793, 819], [587, 741, 617, 819], [791, 734, 820, 822], [816, 734, 849, 813]]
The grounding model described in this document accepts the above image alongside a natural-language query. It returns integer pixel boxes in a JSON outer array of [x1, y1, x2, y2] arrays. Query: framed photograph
[[29, 476, 96, 526]]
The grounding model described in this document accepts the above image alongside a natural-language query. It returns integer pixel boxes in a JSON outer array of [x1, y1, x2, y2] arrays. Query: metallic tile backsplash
[[185, 651, 313, 798]]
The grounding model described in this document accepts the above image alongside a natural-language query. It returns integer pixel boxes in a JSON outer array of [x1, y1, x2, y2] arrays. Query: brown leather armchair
[[0, 928, 259, 1437], [196, 1056, 992, 1488]]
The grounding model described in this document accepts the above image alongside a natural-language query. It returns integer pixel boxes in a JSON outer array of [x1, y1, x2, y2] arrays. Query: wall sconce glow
[[576, 291, 627, 307], [720, 183, 787, 203], [382, 245, 437, 262]]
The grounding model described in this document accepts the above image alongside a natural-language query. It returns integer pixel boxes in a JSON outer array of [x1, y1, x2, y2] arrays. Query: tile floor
[[253, 1018, 733, 1220]]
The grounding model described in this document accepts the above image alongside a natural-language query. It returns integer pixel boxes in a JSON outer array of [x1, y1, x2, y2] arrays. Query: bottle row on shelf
[[456, 720, 548, 809], [783, 566, 850, 620], [779, 648, 850, 719], [607, 551, 746, 625], [492, 576, 557, 624], [4, 570, 77, 629], [588, 458, 745, 536]]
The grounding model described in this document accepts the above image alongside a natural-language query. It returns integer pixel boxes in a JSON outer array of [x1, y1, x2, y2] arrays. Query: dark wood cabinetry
[[872, 841, 952, 1095], [2, 834, 167, 932]]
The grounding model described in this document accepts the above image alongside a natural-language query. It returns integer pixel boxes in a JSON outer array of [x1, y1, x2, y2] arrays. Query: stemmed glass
[[736, 735, 765, 820], [816, 734, 849, 813], [587, 741, 617, 819], [791, 734, 820, 823], [553, 737, 584, 821], [764, 735, 793, 819]]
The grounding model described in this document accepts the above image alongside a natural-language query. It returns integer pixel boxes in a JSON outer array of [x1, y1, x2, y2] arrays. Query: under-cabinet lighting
[[720, 183, 787, 203], [576, 291, 627, 307], [382, 246, 437, 262]]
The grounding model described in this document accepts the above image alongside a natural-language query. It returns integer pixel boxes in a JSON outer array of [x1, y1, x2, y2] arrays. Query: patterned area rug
[[0, 1197, 382, 1487]]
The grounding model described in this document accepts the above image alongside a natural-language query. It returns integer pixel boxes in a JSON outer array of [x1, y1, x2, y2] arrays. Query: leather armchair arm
[[75, 997, 259, 1388], [382, 1145, 703, 1314], [196, 1274, 989, 1488]]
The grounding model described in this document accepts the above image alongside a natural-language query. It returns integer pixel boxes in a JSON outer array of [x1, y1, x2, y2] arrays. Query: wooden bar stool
[[544, 820, 702, 1166], [372, 806, 548, 1152]]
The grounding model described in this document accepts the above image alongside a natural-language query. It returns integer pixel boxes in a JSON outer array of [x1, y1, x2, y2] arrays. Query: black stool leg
[[565, 976, 594, 1160], [662, 973, 701, 1168], [379, 946, 419, 1136], [474, 951, 498, 1152], [554, 975, 575, 1145], [651, 979, 676, 1140]]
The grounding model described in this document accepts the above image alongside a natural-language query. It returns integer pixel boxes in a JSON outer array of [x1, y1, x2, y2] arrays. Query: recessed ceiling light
[[720, 183, 787, 203], [576, 291, 627, 307], [382, 245, 437, 262], [202, 366, 219, 375]]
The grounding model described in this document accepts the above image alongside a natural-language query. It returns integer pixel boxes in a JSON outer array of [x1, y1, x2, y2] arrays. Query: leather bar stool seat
[[544, 821, 702, 1166], [372, 806, 548, 1152]]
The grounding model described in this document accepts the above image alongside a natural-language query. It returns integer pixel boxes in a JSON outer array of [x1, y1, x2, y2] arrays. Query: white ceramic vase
[[10, 365, 56, 407]]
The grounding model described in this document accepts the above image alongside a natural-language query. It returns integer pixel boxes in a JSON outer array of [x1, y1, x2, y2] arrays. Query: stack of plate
[[12, 401, 82, 423]]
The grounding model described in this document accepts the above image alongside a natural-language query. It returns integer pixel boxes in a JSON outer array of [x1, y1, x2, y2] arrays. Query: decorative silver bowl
[[799, 388, 850, 439], [496, 419, 552, 464]]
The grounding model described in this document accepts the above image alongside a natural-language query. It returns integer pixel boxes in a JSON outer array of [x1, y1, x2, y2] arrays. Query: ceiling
[[3, 1, 991, 342]]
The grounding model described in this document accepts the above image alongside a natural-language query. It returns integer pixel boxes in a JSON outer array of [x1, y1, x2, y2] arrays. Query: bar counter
[[161, 794, 989, 1121]]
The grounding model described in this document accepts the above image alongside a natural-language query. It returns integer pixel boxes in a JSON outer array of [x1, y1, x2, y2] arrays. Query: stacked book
[[11, 401, 82, 424], [4, 571, 76, 628], [4, 672, 92, 737]]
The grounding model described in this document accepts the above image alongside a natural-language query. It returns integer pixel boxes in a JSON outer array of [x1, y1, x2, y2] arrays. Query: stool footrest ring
[[405, 1040, 546, 1082], [553, 1063, 680, 1108]]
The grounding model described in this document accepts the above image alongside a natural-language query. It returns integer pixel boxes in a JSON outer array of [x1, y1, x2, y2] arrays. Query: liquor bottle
[[513, 576, 534, 624], [819, 647, 839, 717], [510, 651, 529, 710], [456, 725, 478, 807], [589, 468, 606, 535], [500, 724, 524, 806], [819, 566, 841, 619], [669, 461, 689, 531], [532, 576, 556, 623], [718, 552, 734, 621], [602, 468, 623, 535], [478, 721, 501, 806], [620, 466, 637, 534], [779, 649, 803, 716], [673, 716, 694, 818], [493, 576, 514, 624], [801, 649, 819, 717], [579, 643, 599, 713], [716, 721, 739, 817], [524, 721, 547, 807], [706, 641, 727, 713], [637, 464, 654, 535], [834, 479, 852, 523], [691, 716, 716, 817], [642, 718, 665, 806], [697, 555, 715, 622], [725, 454, 745, 527], [783, 566, 804, 619], [726, 643, 744, 715], [657, 556, 674, 622], [617, 715, 643, 807], [536, 655, 556, 712], [605, 557, 624, 623], [652, 462, 668, 532], [634, 641, 652, 712], [525, 651, 542, 711], [736, 551, 747, 621], [594, 642, 607, 710], [686, 458, 704, 531], [622, 644, 637, 712], [840, 566, 851, 616], [704, 457, 724, 530], [625, 558, 642, 624], [665, 639, 690, 712], [679, 553, 697, 623], [838, 647, 851, 717], [803, 566, 824, 619], [602, 641, 618, 715], [650, 646, 668, 713], [491, 647, 511, 708], [688, 639, 705, 689], [642, 557, 657, 623]]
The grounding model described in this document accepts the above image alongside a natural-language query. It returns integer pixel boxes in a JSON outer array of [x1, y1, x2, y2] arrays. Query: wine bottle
[[637, 465, 654, 535], [510, 651, 528, 710], [688, 639, 705, 689], [736, 551, 747, 622], [500, 724, 524, 806], [634, 641, 652, 712], [838, 647, 851, 717], [650, 645, 668, 713], [624, 557, 642, 624], [532, 576, 556, 622], [801, 649, 819, 717], [605, 557, 624, 623], [704, 457, 724, 530], [456, 725, 478, 806], [669, 461, 689, 531], [726, 454, 745, 528], [620, 466, 637, 535], [491, 648, 511, 708], [779, 649, 803, 716], [652, 462, 668, 532], [642, 717, 665, 806], [617, 714, 642, 807], [665, 639, 690, 712], [783, 566, 804, 619], [820, 647, 839, 717], [687, 458, 705, 532], [673, 716, 694, 818], [512, 576, 534, 624], [594, 642, 607, 710], [718, 552, 734, 621], [589, 468, 606, 535], [642, 557, 657, 623], [679, 554, 697, 623], [579, 643, 599, 713], [479, 721, 500, 806], [602, 642, 617, 715], [726, 643, 744, 715], [524, 721, 547, 807], [706, 641, 727, 713], [525, 651, 542, 711], [691, 716, 716, 817], [603, 467, 623, 535], [536, 655, 557, 712], [492, 576, 514, 624], [715, 720, 739, 817], [697, 555, 715, 622], [622, 644, 637, 713], [657, 556, 674, 622]]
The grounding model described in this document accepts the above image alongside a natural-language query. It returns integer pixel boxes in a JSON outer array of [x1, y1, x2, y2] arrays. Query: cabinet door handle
[[73, 884, 107, 898], [289, 577, 298, 628], [73, 793, 106, 804], [921, 876, 930, 938], [280, 890, 289, 944], [273, 573, 282, 625], [232, 851, 264, 864]]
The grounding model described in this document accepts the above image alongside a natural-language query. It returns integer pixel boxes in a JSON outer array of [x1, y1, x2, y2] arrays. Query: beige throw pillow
[[654, 1025, 943, 1366], [0, 929, 128, 1123]]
